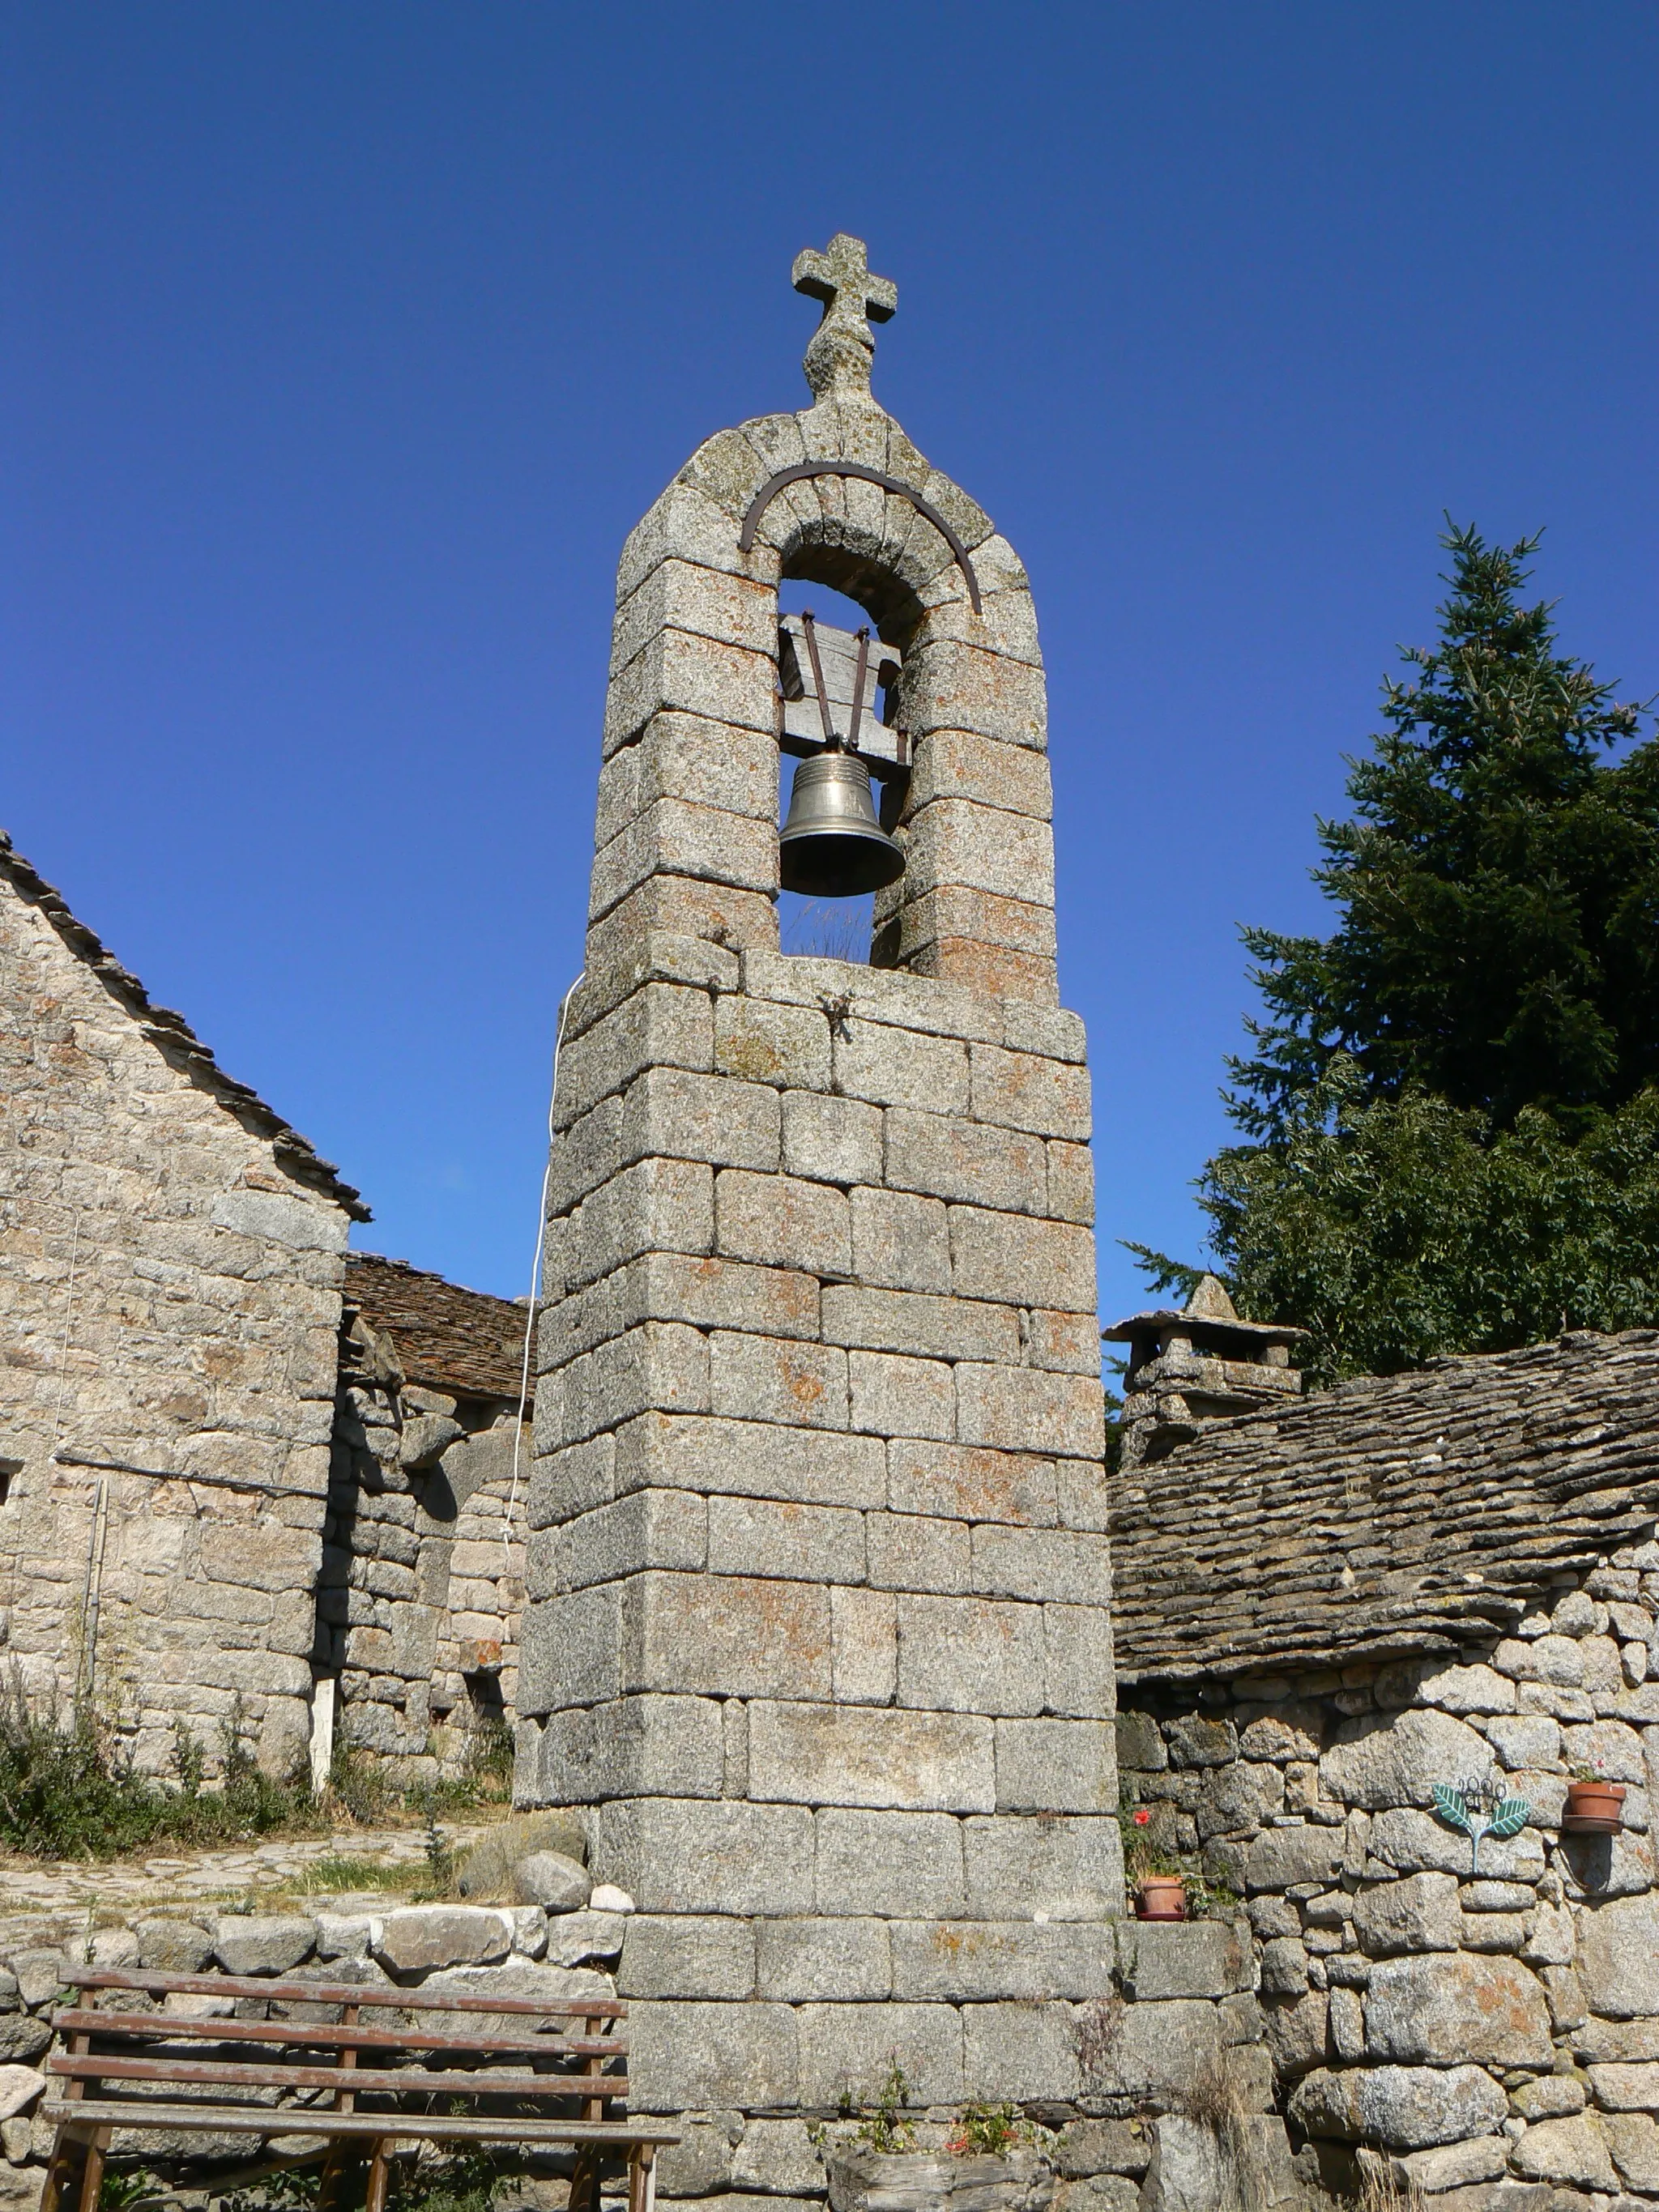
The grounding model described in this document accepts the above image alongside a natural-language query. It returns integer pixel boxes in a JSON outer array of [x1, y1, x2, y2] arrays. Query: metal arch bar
[[738, 462, 983, 615]]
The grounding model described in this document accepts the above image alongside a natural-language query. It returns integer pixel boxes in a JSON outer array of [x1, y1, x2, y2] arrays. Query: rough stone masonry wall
[[518, 360, 1120, 2129], [0, 850, 358, 1779], [322, 1379, 525, 1775], [1119, 1532, 1659, 2210]]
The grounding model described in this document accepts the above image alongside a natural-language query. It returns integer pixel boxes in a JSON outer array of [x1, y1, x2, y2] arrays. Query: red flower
[[1132, 1809, 1151, 1826]]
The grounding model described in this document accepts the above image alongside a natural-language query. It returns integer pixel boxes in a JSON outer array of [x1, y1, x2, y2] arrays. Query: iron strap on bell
[[778, 613, 906, 897]]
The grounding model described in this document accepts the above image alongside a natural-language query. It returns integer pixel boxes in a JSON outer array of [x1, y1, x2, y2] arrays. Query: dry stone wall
[[0, 1877, 1293, 2212], [1119, 1533, 1659, 2209], [0, 843, 361, 1778]]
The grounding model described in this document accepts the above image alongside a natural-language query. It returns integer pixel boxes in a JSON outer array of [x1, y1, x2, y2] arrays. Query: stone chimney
[[1104, 1273, 1305, 1469]]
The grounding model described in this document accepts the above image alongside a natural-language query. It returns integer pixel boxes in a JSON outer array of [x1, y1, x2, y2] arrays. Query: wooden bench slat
[[41, 1963, 676, 2206], [41, 2108, 661, 2144], [67, 1971, 624, 2019], [39, 2101, 677, 2146], [49, 2057, 629, 2099], [55, 2014, 621, 2062]]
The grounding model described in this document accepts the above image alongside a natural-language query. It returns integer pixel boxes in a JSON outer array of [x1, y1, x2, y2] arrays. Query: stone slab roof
[[1, 829, 369, 1220], [1111, 1329, 1659, 1686], [344, 1252, 531, 1405]]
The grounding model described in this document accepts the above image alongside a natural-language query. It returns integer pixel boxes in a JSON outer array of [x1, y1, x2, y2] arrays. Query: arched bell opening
[[773, 540, 923, 967]]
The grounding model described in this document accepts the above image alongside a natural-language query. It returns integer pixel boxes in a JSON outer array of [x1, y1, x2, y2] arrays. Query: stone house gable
[[0, 829, 365, 1775]]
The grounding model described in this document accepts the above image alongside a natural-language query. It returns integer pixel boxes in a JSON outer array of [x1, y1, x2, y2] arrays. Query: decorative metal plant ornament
[[1432, 1775, 1531, 1873]]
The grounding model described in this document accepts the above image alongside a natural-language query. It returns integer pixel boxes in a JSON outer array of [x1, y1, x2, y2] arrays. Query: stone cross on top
[[792, 232, 896, 402]]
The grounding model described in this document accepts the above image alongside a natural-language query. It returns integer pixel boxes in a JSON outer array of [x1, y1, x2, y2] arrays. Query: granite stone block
[[629, 1570, 833, 1702], [625, 1997, 799, 2114], [815, 1809, 967, 1918], [891, 1919, 1114, 2002], [850, 1188, 951, 1294], [867, 1512, 971, 1596], [796, 2001, 963, 2109], [596, 714, 778, 841], [822, 1286, 1020, 1365], [716, 1169, 851, 1277], [613, 1412, 885, 1508], [969, 1046, 1091, 1141], [617, 1914, 757, 2001], [559, 982, 714, 1106], [709, 1331, 850, 1430], [897, 1594, 1045, 1715], [883, 1109, 1047, 1217], [960, 2001, 1081, 2102], [781, 1091, 884, 1187], [902, 799, 1056, 909], [833, 1023, 970, 1115], [589, 801, 777, 921], [956, 1365, 1105, 1460], [963, 1813, 1124, 1920], [610, 559, 777, 676], [1046, 1605, 1117, 1720], [906, 728, 1052, 819], [949, 1208, 1094, 1311], [757, 1918, 893, 2002], [748, 1698, 996, 1813], [888, 1441, 1060, 1528], [595, 1798, 816, 1916], [715, 997, 832, 1092], [554, 1489, 707, 1592], [531, 1693, 723, 1803], [602, 629, 774, 758], [995, 1717, 1116, 1813], [850, 1350, 955, 1442], [972, 1524, 1112, 1607], [621, 1066, 782, 1174], [831, 1585, 898, 1705], [1044, 1142, 1095, 1227], [706, 1494, 867, 1585]]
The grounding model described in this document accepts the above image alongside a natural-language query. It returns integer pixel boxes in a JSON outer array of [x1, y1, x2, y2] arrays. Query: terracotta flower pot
[[1563, 1779, 1626, 1834], [1134, 1874, 1187, 1920]]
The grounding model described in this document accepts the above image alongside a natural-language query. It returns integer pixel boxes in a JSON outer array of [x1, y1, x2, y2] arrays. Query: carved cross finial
[[791, 233, 897, 403]]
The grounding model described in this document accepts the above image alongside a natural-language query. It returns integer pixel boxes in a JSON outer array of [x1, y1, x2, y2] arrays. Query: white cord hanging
[[503, 970, 585, 1564]]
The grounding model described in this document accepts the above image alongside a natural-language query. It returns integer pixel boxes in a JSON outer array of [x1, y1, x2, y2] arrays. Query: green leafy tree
[[1145, 525, 1659, 1384]]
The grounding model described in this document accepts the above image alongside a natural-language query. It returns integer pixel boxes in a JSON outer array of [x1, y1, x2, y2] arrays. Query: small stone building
[[0, 830, 531, 1784], [1112, 1325, 1659, 2208]]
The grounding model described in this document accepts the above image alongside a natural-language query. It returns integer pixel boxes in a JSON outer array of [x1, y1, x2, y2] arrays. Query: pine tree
[[1145, 525, 1659, 1385], [1231, 523, 1657, 1139]]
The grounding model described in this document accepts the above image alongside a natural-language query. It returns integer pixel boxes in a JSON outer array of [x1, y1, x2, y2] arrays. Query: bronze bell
[[778, 749, 905, 897]]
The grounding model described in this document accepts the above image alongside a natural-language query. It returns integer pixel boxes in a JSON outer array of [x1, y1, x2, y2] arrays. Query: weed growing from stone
[[96, 2169, 169, 2212], [388, 2147, 501, 2212], [855, 2061, 915, 2153], [413, 1798, 460, 1899], [281, 1853, 414, 1896], [948, 2104, 1026, 2157], [1070, 1996, 1126, 2095], [1172, 2050, 1252, 2180]]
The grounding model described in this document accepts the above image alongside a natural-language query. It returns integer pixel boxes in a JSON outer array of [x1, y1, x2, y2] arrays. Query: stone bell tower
[[519, 236, 1120, 2127]]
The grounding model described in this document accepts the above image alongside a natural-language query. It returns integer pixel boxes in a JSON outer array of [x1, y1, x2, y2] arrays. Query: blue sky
[[6, 4, 1657, 1323]]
